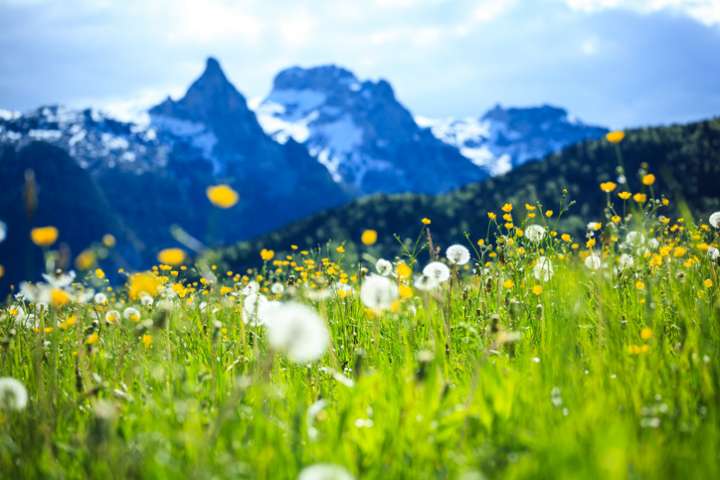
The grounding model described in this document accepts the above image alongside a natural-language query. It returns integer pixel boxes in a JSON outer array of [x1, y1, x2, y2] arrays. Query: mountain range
[[1, 56, 609, 289]]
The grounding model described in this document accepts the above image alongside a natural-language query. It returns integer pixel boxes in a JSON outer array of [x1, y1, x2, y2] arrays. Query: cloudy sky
[[1, 0, 719, 128]]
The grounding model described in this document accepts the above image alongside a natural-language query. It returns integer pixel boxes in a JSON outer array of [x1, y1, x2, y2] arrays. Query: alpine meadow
[[2, 1, 720, 479]]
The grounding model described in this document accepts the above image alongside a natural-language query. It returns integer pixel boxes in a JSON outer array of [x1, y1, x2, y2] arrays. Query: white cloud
[[566, 0, 720, 25]]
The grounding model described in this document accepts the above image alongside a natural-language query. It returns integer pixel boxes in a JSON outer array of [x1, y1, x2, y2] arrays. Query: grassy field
[[1, 154, 720, 478]]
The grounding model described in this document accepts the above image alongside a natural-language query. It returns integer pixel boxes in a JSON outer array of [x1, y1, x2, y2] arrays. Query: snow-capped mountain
[[254, 65, 487, 195], [417, 105, 607, 175]]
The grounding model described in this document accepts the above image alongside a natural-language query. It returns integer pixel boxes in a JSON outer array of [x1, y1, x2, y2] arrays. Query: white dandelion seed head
[[586, 222, 602, 232], [243, 293, 269, 326], [298, 463, 354, 480], [105, 310, 121, 323], [422, 262, 451, 283], [647, 238, 660, 250], [93, 293, 108, 305], [0, 377, 28, 411], [618, 253, 635, 271], [271, 282, 285, 295], [360, 274, 398, 310], [123, 307, 140, 321], [140, 294, 154, 306], [709, 211, 720, 229], [42, 271, 76, 289], [414, 274, 439, 292], [625, 231, 645, 247], [584, 253, 603, 270], [708, 247, 720, 261], [525, 225, 546, 243], [532, 256, 554, 282], [242, 281, 260, 296], [334, 282, 353, 296], [265, 302, 329, 363], [445, 244, 471, 265], [374, 258, 393, 276]]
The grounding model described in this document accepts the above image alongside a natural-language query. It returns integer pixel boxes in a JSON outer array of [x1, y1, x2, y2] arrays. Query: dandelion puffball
[[265, 302, 329, 363], [360, 274, 398, 310], [532, 256, 554, 282], [708, 247, 720, 261], [584, 254, 603, 270], [446, 244, 471, 265], [709, 211, 720, 229], [0, 377, 28, 411], [525, 225, 546, 243], [414, 274, 439, 291], [422, 262, 451, 283], [243, 293, 270, 326], [375, 258, 393, 276], [618, 253, 634, 271]]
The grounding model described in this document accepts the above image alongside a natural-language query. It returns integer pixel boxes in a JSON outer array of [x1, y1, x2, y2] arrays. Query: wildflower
[[95, 268, 105, 280], [708, 247, 720, 261], [271, 283, 285, 295], [640, 327, 653, 340], [709, 212, 720, 229], [265, 302, 329, 363], [545, 210, 554, 218], [0, 377, 28, 411], [625, 231, 645, 248], [633, 193, 647, 204], [618, 253, 634, 271], [206, 184, 238, 208], [94, 293, 108, 305], [398, 284, 412, 299], [243, 293, 272, 326], [50, 288, 71, 308], [127, 272, 161, 300], [142, 334, 153, 348], [704, 279, 713, 289], [501, 203, 513, 213], [446, 244, 471, 265], [414, 274, 439, 291], [102, 234, 116, 247], [157, 248, 186, 266], [606, 130, 625, 143], [258, 248, 275, 261], [584, 254, 602, 270], [672, 246, 687, 258], [360, 275, 398, 310], [561, 233, 571, 242], [30, 226, 58, 247], [105, 310, 120, 323], [618, 191, 631, 200], [635, 280, 646, 290], [361, 229, 378, 246], [375, 259, 393, 276], [298, 464, 354, 480], [422, 262, 451, 283], [421, 217, 431, 225], [85, 333, 99, 345], [123, 307, 141, 322], [533, 256, 554, 282], [525, 225, 546, 243], [336, 245, 345, 254], [503, 279, 515, 289], [611, 215, 621, 224], [587, 222, 602, 231], [487, 212, 497, 220], [531, 285, 543, 296], [396, 262, 412, 280], [600, 181, 617, 193], [642, 174, 656, 186], [75, 250, 96, 270]]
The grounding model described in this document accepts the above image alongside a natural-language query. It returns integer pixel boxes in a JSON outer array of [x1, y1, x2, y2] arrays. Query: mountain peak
[[273, 65, 359, 93]]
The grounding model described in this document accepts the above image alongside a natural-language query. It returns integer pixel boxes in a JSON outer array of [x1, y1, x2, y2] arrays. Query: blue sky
[[0, 0, 719, 128]]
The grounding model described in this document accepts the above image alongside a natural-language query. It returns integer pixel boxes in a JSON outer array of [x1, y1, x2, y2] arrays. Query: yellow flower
[[396, 262, 412, 280], [75, 249, 96, 270], [361, 229, 378, 246], [260, 249, 275, 261], [635, 280, 645, 290], [672, 246, 687, 258], [501, 203, 513, 213], [127, 272, 161, 300], [157, 248, 186, 266], [704, 279, 713, 289], [206, 184, 239, 208], [50, 288, 71, 308], [642, 174, 655, 186], [633, 193, 647, 204], [85, 333, 99, 345], [545, 210, 554, 218], [102, 233, 116, 248], [95, 268, 106, 280], [600, 181, 617, 193], [640, 327, 653, 340], [502, 213, 513, 222], [503, 279, 514, 289], [487, 212, 497, 221], [606, 130, 625, 143], [31, 226, 59, 247], [142, 334, 153, 348], [531, 285, 543, 296], [399, 284, 413, 299], [561, 233, 571, 242], [618, 191, 631, 200], [335, 245, 345, 254], [611, 215, 621, 224], [525, 203, 536, 211], [421, 217, 431, 225]]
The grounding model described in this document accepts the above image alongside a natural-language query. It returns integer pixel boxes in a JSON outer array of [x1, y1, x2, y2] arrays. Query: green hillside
[[211, 118, 720, 269]]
